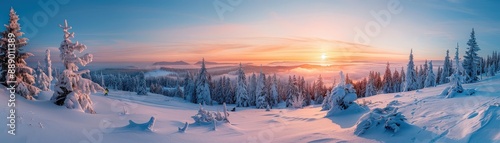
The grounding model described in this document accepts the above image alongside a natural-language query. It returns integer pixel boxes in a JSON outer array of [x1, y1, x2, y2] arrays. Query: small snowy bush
[[325, 71, 365, 116], [191, 103, 230, 125], [354, 106, 408, 135]]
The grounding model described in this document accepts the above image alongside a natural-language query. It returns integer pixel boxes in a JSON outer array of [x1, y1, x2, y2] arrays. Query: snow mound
[[325, 71, 367, 116], [441, 87, 476, 98], [387, 100, 402, 107], [354, 105, 408, 136], [327, 103, 367, 116], [119, 116, 156, 132], [468, 105, 500, 143]]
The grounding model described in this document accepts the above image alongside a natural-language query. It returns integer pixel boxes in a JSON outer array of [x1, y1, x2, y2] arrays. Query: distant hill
[[194, 61, 236, 65], [152, 61, 190, 66]]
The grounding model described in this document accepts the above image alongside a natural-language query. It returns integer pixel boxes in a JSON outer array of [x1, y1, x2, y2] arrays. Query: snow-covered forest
[[1, 4, 500, 143], [89, 29, 500, 109]]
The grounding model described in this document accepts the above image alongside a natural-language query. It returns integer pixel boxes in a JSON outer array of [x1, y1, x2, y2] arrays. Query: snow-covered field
[[1, 75, 499, 143]]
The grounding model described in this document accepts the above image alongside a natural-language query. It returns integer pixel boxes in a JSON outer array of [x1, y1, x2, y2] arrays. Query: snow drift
[[354, 105, 408, 135]]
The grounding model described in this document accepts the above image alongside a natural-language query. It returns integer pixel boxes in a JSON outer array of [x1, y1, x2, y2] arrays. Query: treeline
[[90, 29, 500, 109]]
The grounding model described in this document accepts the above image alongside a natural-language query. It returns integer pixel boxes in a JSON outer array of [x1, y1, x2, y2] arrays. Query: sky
[[1, 0, 500, 65]]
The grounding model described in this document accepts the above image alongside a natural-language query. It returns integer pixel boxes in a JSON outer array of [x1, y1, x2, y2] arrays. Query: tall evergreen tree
[[195, 58, 212, 105], [184, 72, 196, 103], [36, 61, 50, 91], [400, 67, 405, 92], [136, 72, 148, 95], [441, 50, 452, 84], [51, 20, 103, 114], [436, 66, 442, 85], [375, 72, 383, 91], [314, 75, 325, 104], [256, 67, 268, 109], [404, 49, 418, 91], [286, 75, 299, 107], [463, 28, 481, 83], [248, 73, 257, 106], [175, 84, 184, 98], [0, 8, 40, 100], [418, 65, 425, 89], [270, 73, 279, 107], [345, 73, 353, 85], [365, 71, 376, 97], [223, 77, 232, 104], [382, 62, 393, 93], [235, 63, 249, 107], [424, 61, 436, 87], [445, 44, 464, 98], [392, 68, 400, 92]]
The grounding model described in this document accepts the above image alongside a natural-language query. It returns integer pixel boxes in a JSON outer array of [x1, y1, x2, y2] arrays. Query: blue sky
[[1, 0, 499, 64]]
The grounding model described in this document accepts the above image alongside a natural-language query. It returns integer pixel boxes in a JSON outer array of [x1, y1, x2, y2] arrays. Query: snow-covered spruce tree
[[196, 58, 212, 105], [436, 66, 442, 85], [184, 72, 197, 103], [50, 20, 103, 114], [404, 49, 418, 91], [424, 60, 436, 87], [255, 68, 268, 109], [223, 77, 232, 104], [392, 69, 400, 93], [286, 75, 300, 107], [374, 72, 383, 91], [136, 72, 148, 95], [421, 60, 428, 88], [45, 49, 53, 82], [235, 63, 249, 107], [326, 71, 363, 116], [175, 84, 184, 98], [364, 72, 376, 97], [488, 64, 496, 76], [382, 62, 393, 93], [417, 65, 425, 89], [443, 44, 464, 98], [440, 50, 452, 84], [463, 28, 481, 83], [314, 74, 325, 104], [399, 67, 405, 92], [0, 8, 40, 100], [248, 73, 257, 106], [36, 62, 50, 91], [322, 75, 337, 110], [270, 73, 279, 107]]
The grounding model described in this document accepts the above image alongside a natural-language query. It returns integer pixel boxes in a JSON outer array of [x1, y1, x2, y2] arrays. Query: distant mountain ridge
[[152, 61, 190, 66], [194, 61, 236, 65]]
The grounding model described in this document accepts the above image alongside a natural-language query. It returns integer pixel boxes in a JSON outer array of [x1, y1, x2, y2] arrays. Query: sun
[[321, 53, 327, 60]]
